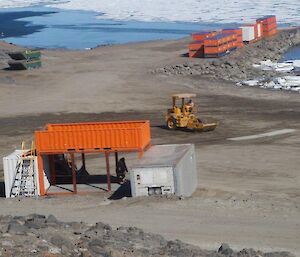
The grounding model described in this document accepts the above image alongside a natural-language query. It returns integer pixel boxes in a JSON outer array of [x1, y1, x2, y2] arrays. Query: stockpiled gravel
[[0, 214, 294, 257]]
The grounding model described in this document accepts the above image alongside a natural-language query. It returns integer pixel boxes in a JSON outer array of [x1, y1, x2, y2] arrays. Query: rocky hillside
[[0, 41, 20, 69], [0, 214, 294, 257], [154, 29, 300, 82]]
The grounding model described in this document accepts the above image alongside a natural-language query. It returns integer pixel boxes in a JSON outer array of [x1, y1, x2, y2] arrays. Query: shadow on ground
[[0, 182, 5, 197], [109, 181, 131, 200]]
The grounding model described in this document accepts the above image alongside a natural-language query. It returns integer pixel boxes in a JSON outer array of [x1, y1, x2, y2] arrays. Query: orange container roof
[[35, 120, 151, 154], [47, 120, 148, 131]]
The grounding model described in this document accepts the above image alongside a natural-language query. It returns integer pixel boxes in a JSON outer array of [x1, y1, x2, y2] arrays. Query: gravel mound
[[0, 214, 294, 257], [0, 48, 10, 68], [154, 29, 300, 82], [0, 42, 21, 69]]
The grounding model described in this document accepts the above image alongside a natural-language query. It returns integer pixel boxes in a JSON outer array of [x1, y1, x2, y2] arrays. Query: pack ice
[[237, 74, 300, 93], [252, 59, 300, 72], [1, 0, 299, 25]]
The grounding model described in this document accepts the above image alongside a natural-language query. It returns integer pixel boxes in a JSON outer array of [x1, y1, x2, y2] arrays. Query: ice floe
[[252, 59, 300, 73], [0, 0, 60, 8], [237, 75, 300, 92], [0, 0, 300, 25]]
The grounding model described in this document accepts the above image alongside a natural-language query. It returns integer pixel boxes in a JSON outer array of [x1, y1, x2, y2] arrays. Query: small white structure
[[240, 26, 255, 42], [130, 144, 197, 197], [3, 150, 50, 198]]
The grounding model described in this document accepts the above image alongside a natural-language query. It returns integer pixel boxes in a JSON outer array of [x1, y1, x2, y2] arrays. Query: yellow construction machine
[[165, 93, 217, 131]]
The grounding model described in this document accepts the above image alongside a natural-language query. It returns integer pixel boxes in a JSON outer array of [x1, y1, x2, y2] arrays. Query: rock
[[47, 214, 58, 224], [0, 214, 295, 257], [49, 246, 61, 254], [218, 243, 234, 255], [88, 239, 110, 255], [25, 219, 47, 229], [224, 60, 235, 67], [50, 234, 73, 249], [25, 214, 46, 222], [95, 222, 112, 231], [0, 224, 9, 233], [1, 240, 14, 247], [153, 29, 300, 85], [7, 222, 28, 235], [212, 60, 222, 66]]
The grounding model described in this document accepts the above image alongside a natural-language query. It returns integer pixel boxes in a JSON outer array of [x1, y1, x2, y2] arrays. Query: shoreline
[[0, 6, 211, 50], [1, 28, 300, 65], [154, 28, 300, 82]]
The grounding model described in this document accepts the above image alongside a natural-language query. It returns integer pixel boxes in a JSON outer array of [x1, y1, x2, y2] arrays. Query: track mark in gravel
[[228, 129, 297, 141]]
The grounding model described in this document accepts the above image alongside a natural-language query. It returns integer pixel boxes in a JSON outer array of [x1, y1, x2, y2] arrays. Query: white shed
[[130, 144, 197, 197]]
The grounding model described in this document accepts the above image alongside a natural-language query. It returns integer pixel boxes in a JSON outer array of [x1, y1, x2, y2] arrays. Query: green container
[[8, 59, 42, 70], [8, 50, 41, 60]]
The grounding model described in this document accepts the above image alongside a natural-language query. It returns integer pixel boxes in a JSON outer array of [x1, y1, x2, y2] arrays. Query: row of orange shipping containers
[[189, 32, 238, 58], [222, 28, 244, 48], [189, 15, 277, 58], [256, 15, 277, 37]]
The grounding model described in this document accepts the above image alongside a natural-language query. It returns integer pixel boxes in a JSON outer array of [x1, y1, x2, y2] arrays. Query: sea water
[[0, 6, 238, 49], [282, 46, 300, 61], [0, 4, 299, 59]]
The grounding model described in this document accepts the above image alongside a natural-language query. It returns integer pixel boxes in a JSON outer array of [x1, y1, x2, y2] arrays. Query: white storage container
[[240, 26, 255, 42], [3, 150, 50, 198], [130, 144, 197, 197], [130, 167, 174, 197]]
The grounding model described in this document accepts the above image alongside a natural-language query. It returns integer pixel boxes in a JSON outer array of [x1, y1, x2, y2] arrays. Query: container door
[[257, 23, 261, 37]]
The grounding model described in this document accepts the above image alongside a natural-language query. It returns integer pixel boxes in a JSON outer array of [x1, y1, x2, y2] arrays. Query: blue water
[[0, 5, 299, 59], [0, 6, 239, 49], [281, 46, 300, 61]]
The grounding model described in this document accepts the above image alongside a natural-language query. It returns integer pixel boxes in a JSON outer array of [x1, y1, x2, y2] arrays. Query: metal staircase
[[10, 142, 37, 198]]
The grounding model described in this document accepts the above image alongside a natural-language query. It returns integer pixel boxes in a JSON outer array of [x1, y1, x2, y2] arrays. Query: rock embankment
[[0, 214, 294, 257], [0, 42, 19, 69], [154, 29, 300, 82]]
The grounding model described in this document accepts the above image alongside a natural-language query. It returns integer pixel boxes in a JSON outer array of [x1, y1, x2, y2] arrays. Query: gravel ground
[[0, 31, 299, 256], [154, 29, 300, 82], [0, 214, 295, 257]]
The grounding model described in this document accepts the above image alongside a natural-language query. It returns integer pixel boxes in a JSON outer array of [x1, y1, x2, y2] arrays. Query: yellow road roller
[[165, 93, 217, 131]]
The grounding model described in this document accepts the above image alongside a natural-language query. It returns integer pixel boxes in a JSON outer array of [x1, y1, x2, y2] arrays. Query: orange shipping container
[[189, 49, 204, 58], [47, 120, 148, 131], [237, 42, 244, 48], [189, 41, 204, 51], [262, 22, 277, 32], [204, 34, 231, 47], [227, 40, 237, 50], [264, 28, 277, 37], [192, 31, 217, 41], [222, 28, 242, 36], [237, 35, 243, 43], [35, 120, 151, 154], [228, 34, 237, 42], [256, 15, 276, 25], [204, 45, 227, 54]]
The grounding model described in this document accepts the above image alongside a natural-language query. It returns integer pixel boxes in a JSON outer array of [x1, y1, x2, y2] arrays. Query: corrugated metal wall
[[35, 121, 151, 154]]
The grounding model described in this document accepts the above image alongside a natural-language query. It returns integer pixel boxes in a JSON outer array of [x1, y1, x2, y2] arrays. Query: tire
[[167, 118, 176, 130]]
